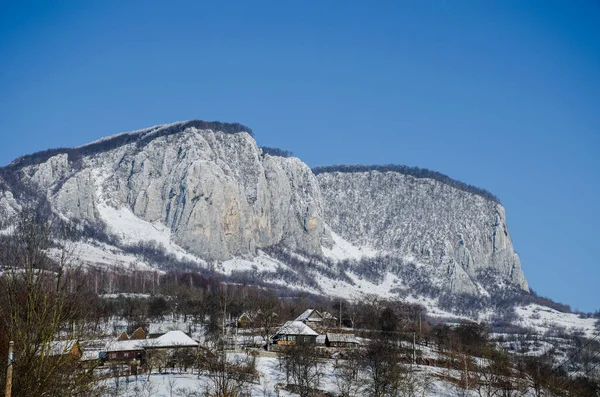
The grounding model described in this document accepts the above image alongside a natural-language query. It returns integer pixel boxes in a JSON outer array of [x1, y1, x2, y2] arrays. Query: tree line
[[4, 119, 253, 171], [312, 164, 501, 203]]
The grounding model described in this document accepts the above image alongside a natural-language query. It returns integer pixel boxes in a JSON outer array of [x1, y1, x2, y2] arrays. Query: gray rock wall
[[18, 125, 327, 261], [316, 170, 529, 294]]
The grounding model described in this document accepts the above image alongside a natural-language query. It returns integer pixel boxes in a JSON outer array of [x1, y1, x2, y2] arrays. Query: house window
[[288, 335, 295, 341], [124, 352, 130, 358], [110, 353, 117, 359]]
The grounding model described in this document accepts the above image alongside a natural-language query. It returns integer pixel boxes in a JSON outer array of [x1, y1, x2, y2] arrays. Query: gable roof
[[104, 330, 198, 352], [295, 309, 323, 322], [275, 321, 318, 336], [153, 330, 198, 347]]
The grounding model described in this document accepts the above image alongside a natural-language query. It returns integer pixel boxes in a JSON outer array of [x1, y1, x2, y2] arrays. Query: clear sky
[[1, 1, 599, 312]]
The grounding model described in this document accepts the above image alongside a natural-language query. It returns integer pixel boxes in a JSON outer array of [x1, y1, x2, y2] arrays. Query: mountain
[[0, 120, 530, 312]]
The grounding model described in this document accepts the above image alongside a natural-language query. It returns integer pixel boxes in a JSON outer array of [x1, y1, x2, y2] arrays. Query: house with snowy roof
[[102, 330, 198, 363], [272, 321, 318, 345], [295, 309, 324, 327]]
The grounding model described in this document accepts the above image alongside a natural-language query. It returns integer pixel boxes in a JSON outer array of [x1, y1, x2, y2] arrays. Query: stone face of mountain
[[0, 120, 529, 300], [315, 168, 529, 294], [10, 122, 328, 261]]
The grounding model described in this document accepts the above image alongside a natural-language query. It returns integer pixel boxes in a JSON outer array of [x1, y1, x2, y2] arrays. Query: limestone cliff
[[10, 121, 327, 261], [314, 166, 528, 295]]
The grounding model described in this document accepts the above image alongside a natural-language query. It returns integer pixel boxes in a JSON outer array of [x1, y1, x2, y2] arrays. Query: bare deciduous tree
[[280, 343, 324, 397], [0, 208, 102, 396], [203, 350, 256, 397]]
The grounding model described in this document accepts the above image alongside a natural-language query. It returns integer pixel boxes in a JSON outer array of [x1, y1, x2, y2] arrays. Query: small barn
[[273, 321, 318, 345], [325, 333, 358, 348]]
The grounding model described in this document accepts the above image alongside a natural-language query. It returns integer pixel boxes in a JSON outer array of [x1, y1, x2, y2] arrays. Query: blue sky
[[1, 1, 599, 312]]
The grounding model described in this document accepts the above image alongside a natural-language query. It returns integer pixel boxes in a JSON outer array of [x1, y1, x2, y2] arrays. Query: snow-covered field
[[100, 353, 472, 397], [515, 304, 599, 338]]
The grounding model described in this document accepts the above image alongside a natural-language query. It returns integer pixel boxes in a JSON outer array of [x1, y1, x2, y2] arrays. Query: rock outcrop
[[314, 167, 528, 294], [11, 121, 328, 261]]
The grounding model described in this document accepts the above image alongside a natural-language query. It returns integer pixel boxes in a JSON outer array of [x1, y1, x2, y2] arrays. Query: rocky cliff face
[[315, 168, 528, 295], [1, 120, 529, 301], [10, 121, 327, 261]]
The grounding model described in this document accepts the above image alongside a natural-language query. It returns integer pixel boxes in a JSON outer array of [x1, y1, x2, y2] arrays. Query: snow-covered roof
[[104, 339, 147, 352], [104, 331, 198, 352], [153, 330, 198, 347], [326, 333, 358, 344], [295, 309, 323, 322], [46, 340, 78, 357], [275, 321, 318, 336]]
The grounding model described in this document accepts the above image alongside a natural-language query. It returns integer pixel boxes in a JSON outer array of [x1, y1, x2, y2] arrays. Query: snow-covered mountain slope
[[0, 120, 533, 311], [515, 304, 598, 339], [315, 167, 528, 296], [7, 121, 328, 261]]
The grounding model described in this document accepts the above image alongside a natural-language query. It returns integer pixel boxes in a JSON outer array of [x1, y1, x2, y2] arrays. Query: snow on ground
[[321, 230, 379, 261], [516, 304, 599, 338], [97, 203, 173, 247], [100, 354, 476, 397], [404, 295, 472, 321], [218, 251, 281, 275], [316, 271, 400, 300], [96, 204, 204, 265], [46, 242, 155, 271], [72, 241, 155, 270], [101, 293, 152, 299]]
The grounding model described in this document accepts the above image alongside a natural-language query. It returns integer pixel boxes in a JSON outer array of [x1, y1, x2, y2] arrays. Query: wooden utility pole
[[5, 340, 14, 397], [412, 332, 416, 365]]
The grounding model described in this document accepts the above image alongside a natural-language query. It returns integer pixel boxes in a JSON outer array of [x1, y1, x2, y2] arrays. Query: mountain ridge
[[313, 164, 500, 204], [4, 120, 253, 170], [0, 119, 529, 314]]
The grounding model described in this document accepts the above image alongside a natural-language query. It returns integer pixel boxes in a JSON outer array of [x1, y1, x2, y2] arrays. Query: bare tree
[[280, 343, 324, 397], [333, 349, 365, 396], [362, 338, 406, 397], [252, 291, 280, 351], [203, 350, 256, 397], [0, 208, 102, 396]]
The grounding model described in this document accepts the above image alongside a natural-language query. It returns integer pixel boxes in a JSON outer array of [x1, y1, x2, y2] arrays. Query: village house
[[237, 312, 254, 328], [295, 309, 324, 328], [272, 321, 318, 345], [101, 330, 198, 364]]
